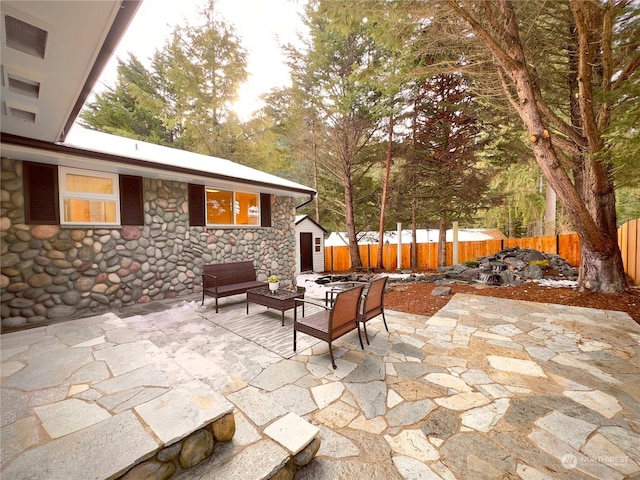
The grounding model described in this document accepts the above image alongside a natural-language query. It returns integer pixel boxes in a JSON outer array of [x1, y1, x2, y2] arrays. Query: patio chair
[[356, 276, 389, 349], [293, 284, 365, 369]]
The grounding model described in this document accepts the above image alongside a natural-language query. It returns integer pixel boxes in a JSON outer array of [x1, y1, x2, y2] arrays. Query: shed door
[[300, 232, 313, 272]]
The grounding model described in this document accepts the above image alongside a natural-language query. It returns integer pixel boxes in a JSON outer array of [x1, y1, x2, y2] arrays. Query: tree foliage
[[81, 1, 249, 161], [279, 0, 391, 267], [441, 0, 638, 292], [157, 1, 247, 157], [392, 73, 496, 265], [80, 55, 178, 144], [81, 0, 638, 291]]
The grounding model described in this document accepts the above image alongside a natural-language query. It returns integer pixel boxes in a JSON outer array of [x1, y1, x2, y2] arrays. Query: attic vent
[[5, 103, 36, 123], [6, 73, 40, 98], [4, 15, 48, 59]]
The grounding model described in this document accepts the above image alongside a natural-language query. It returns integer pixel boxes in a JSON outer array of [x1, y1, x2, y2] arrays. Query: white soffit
[[1, 1, 122, 142]]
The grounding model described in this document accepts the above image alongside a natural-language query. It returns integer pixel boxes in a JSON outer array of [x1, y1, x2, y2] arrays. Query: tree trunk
[[377, 116, 393, 269], [437, 216, 447, 268], [411, 199, 418, 269], [508, 206, 515, 238], [312, 134, 320, 223], [450, 0, 627, 293], [344, 179, 363, 269]]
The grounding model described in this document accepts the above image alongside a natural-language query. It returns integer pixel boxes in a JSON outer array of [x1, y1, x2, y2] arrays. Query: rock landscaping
[[317, 247, 577, 290]]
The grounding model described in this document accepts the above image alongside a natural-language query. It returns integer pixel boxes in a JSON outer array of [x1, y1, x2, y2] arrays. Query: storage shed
[[295, 215, 327, 273]]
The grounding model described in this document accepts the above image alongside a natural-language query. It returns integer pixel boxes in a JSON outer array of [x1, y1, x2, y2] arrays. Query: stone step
[[173, 439, 291, 480], [170, 412, 321, 480]]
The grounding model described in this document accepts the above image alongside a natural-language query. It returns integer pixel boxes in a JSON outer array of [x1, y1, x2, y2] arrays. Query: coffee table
[[246, 287, 305, 326]]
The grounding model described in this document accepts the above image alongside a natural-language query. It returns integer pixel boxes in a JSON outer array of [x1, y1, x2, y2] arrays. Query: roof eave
[[1, 133, 317, 198], [58, 0, 143, 143]]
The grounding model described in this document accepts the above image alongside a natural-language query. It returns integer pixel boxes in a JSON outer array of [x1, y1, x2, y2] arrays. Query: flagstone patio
[[1, 290, 639, 479]]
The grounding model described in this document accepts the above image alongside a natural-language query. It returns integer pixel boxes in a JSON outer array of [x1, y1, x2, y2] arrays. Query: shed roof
[[295, 215, 328, 233]]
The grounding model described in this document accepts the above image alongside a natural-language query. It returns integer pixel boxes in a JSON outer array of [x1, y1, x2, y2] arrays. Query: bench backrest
[[203, 261, 257, 286], [329, 285, 364, 340]]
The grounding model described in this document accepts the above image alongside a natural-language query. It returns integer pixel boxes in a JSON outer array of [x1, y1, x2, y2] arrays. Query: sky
[[96, 0, 307, 120]]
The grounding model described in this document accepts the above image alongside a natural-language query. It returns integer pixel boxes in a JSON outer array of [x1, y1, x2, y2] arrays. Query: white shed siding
[[295, 216, 326, 273]]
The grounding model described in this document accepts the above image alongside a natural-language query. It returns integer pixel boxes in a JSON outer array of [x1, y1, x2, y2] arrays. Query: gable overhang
[[295, 215, 328, 234], [0, 0, 141, 143]]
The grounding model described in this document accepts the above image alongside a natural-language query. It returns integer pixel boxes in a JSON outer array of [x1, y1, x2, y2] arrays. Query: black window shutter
[[120, 175, 144, 225], [24, 162, 59, 225], [260, 193, 271, 227], [189, 184, 205, 226]]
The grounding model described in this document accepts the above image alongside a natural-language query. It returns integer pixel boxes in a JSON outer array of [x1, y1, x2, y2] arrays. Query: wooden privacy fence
[[324, 219, 639, 285], [325, 234, 580, 271], [618, 218, 639, 285]]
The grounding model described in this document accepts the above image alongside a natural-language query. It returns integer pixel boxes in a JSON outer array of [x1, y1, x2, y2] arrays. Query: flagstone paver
[[264, 412, 319, 455], [2, 292, 639, 480], [487, 355, 547, 377], [563, 389, 623, 419]]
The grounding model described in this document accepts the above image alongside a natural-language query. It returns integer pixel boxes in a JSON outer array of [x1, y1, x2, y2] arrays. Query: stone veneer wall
[[1, 158, 298, 331]]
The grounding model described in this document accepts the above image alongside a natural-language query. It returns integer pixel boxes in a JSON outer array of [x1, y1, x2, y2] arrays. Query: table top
[[247, 287, 304, 300]]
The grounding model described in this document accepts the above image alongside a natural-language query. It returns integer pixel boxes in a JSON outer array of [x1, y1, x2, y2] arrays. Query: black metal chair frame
[[356, 276, 389, 348]]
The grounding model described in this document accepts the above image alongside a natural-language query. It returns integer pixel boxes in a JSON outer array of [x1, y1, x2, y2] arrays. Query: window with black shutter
[[188, 183, 205, 226], [24, 162, 60, 224], [120, 175, 144, 225]]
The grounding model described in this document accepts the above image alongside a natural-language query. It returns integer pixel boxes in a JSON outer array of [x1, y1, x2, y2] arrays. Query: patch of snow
[[325, 228, 504, 246], [533, 279, 578, 288]]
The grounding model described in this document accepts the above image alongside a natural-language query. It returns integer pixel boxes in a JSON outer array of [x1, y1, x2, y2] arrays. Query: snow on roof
[[325, 228, 506, 246], [64, 127, 315, 197], [295, 215, 327, 233]]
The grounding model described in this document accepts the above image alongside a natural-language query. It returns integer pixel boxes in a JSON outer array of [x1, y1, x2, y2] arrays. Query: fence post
[[396, 222, 402, 270], [331, 246, 334, 272], [452, 221, 459, 265]]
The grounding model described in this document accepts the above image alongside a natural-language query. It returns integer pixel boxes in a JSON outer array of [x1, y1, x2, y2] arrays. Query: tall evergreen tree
[[81, 1, 248, 160], [442, 0, 637, 292], [80, 54, 174, 144], [395, 73, 494, 266], [283, 0, 389, 267], [158, 0, 247, 158]]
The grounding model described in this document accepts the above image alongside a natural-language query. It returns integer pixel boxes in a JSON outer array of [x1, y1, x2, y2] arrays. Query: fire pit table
[[246, 287, 305, 326]]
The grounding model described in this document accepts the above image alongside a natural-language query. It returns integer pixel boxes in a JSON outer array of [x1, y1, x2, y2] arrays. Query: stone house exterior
[[1, 131, 315, 331], [0, 1, 317, 331]]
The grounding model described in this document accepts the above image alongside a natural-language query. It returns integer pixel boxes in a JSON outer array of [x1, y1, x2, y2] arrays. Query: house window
[[206, 189, 259, 226], [315, 237, 321, 253], [59, 167, 119, 225], [188, 184, 271, 227]]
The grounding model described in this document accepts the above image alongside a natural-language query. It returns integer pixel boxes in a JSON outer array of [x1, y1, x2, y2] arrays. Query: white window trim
[[59, 167, 121, 226], [205, 188, 261, 227]]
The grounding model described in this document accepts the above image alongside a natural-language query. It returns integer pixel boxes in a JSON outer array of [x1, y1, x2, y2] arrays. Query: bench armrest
[[202, 273, 219, 289]]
